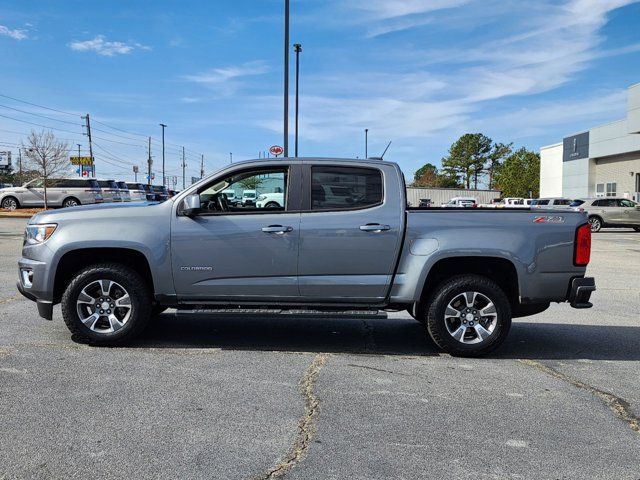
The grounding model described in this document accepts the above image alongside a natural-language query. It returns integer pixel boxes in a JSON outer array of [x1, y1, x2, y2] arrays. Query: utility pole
[[83, 114, 94, 176], [200, 154, 204, 179], [17, 149, 22, 185], [230, 152, 233, 163], [365, 128, 369, 159], [147, 137, 152, 186], [294, 43, 302, 157], [283, 0, 290, 157], [181, 146, 186, 189], [77, 144, 81, 177], [160, 123, 167, 187]]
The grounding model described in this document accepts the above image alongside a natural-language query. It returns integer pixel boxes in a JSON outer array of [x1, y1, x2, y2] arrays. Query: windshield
[[243, 192, 256, 198]]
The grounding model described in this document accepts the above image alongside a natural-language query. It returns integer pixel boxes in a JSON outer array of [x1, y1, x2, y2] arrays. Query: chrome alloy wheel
[[589, 217, 601, 232], [75, 279, 132, 333], [444, 291, 498, 344], [1, 197, 17, 210]]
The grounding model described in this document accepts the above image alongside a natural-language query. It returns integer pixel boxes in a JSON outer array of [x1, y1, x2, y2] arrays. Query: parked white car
[[241, 190, 256, 206], [256, 192, 285, 208], [442, 197, 477, 208], [531, 198, 573, 209]]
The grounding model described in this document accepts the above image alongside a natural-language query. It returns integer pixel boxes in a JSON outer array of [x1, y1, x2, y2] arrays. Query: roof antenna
[[368, 140, 392, 161]]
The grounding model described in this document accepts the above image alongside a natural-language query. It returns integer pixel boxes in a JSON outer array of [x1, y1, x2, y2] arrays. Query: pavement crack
[[0, 294, 21, 306], [347, 363, 411, 377], [257, 353, 327, 480], [360, 319, 377, 353], [519, 359, 639, 435]]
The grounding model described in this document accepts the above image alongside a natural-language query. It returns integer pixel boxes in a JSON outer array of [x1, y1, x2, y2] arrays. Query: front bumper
[[17, 281, 53, 320], [569, 277, 595, 309]]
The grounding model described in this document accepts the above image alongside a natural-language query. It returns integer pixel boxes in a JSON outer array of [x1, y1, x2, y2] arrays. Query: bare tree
[[22, 130, 70, 209]]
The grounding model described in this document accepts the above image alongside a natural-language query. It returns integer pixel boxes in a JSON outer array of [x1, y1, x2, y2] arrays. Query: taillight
[[574, 223, 591, 266]]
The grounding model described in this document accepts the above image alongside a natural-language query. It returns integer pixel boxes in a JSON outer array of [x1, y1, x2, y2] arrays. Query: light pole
[[159, 123, 167, 187], [230, 152, 233, 164], [283, 0, 290, 157], [365, 129, 369, 159], [294, 43, 302, 157]]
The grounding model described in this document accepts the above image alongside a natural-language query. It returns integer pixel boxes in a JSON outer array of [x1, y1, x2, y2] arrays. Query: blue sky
[[1, 0, 640, 183]]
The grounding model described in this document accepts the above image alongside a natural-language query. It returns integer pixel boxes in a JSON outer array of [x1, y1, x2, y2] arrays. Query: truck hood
[[29, 201, 167, 225]]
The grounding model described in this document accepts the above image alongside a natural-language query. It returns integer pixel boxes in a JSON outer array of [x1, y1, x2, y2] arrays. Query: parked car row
[[0, 178, 176, 210]]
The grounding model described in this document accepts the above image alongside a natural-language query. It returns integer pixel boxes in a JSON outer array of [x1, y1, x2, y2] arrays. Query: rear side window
[[88, 180, 100, 189], [569, 200, 584, 207], [117, 182, 129, 190], [311, 166, 383, 210], [554, 199, 571, 206], [531, 199, 549, 206]]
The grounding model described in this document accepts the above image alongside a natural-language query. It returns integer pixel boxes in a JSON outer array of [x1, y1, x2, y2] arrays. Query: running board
[[176, 308, 388, 319]]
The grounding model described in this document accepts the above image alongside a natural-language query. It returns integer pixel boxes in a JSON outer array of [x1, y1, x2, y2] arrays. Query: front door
[[618, 199, 640, 225], [19, 179, 45, 206], [171, 164, 301, 301], [298, 163, 403, 301]]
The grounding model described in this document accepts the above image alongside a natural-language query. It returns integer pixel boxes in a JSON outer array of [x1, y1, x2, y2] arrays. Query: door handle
[[262, 225, 293, 234], [359, 223, 391, 232]]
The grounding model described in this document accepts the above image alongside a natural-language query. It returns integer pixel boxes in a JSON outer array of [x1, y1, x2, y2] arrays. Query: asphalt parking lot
[[1, 217, 639, 479]]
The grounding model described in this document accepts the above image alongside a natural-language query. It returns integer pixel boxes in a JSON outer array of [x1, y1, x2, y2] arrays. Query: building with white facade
[[540, 83, 640, 201]]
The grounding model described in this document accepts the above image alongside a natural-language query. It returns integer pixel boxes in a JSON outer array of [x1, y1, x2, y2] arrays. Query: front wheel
[[633, 227, 640, 232], [423, 275, 511, 357], [61, 263, 152, 345], [589, 216, 602, 232]]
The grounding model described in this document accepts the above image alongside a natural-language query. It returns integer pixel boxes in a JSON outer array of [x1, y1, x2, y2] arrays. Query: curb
[[0, 213, 35, 218]]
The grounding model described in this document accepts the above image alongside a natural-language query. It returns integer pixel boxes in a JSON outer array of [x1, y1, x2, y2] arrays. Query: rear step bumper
[[569, 277, 596, 309], [176, 308, 388, 320]]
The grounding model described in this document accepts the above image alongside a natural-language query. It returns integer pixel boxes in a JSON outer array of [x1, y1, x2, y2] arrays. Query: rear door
[[171, 163, 302, 301], [297, 162, 404, 301]]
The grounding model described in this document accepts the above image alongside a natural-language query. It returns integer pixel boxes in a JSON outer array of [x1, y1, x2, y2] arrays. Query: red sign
[[82, 170, 88, 177], [269, 145, 284, 157]]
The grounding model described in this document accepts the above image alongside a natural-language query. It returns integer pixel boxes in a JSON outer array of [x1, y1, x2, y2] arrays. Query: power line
[[0, 103, 83, 127], [0, 112, 84, 136], [0, 93, 79, 117]]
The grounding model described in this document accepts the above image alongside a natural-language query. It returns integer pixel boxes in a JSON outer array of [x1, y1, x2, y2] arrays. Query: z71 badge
[[533, 216, 565, 224]]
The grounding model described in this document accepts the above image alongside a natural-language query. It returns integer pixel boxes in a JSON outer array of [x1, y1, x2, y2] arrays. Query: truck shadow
[[129, 314, 640, 361]]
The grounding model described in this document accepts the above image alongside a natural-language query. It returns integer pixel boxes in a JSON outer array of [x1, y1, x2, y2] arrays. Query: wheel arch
[[418, 256, 520, 308], [54, 248, 154, 303], [1, 195, 20, 208]]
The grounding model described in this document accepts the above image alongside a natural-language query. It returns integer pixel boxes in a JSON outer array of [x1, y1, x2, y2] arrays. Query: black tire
[[265, 201, 280, 209], [1, 196, 19, 210], [62, 197, 80, 208], [61, 263, 152, 345], [423, 274, 512, 357], [588, 216, 602, 232]]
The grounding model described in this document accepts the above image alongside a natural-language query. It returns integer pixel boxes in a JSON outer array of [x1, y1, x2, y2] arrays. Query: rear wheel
[[634, 227, 640, 232], [62, 197, 80, 208], [61, 263, 151, 345], [1, 196, 19, 210], [423, 274, 511, 357], [589, 216, 602, 232], [265, 201, 280, 209]]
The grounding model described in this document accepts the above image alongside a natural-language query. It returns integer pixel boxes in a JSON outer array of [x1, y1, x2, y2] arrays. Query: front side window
[[198, 167, 288, 214], [311, 166, 382, 210], [570, 200, 584, 207], [554, 199, 571, 206], [619, 199, 636, 208]]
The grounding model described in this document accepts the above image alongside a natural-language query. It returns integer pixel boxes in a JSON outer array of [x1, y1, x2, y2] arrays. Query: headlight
[[257, 195, 267, 201], [24, 224, 57, 245]]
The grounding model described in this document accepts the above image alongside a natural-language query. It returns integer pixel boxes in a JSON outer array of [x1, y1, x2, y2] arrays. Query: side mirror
[[182, 194, 201, 216]]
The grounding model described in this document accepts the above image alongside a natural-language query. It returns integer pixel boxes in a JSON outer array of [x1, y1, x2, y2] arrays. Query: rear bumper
[[569, 277, 595, 309]]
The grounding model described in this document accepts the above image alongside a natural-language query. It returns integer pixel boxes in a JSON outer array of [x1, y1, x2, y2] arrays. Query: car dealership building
[[540, 83, 640, 202]]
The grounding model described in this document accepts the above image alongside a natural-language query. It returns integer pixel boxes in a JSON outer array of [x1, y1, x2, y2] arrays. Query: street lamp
[[283, 0, 290, 157], [77, 144, 81, 177], [160, 123, 167, 187], [294, 43, 302, 157]]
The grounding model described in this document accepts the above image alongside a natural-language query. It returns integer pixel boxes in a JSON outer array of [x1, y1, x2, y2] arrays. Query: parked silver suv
[[95, 179, 123, 203], [571, 197, 640, 232], [0, 178, 103, 210]]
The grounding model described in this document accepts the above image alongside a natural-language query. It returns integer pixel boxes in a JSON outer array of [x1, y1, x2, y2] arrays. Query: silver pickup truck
[[17, 158, 595, 356]]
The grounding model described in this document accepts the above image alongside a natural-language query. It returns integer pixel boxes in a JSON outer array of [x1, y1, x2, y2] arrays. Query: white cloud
[[346, 0, 472, 20], [183, 61, 269, 84], [0, 25, 28, 40], [69, 35, 150, 56]]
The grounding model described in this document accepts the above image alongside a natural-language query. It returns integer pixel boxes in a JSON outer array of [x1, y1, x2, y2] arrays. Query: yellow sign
[[70, 156, 93, 166]]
